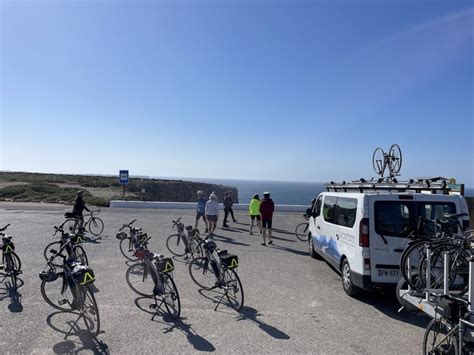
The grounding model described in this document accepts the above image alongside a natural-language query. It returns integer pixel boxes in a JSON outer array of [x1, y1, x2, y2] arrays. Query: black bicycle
[[63, 209, 104, 237], [126, 236, 181, 319], [166, 218, 203, 260], [116, 219, 150, 261], [39, 244, 100, 336], [43, 225, 88, 267], [294, 214, 310, 241], [0, 224, 22, 291], [188, 235, 243, 311]]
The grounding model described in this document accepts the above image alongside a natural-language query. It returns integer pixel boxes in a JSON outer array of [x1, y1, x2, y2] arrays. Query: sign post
[[119, 170, 129, 198]]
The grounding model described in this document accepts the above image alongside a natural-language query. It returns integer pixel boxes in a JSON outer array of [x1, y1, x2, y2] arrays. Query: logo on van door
[[338, 233, 356, 245]]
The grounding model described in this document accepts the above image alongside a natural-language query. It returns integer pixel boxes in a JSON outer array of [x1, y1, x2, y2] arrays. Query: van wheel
[[396, 278, 419, 313], [341, 259, 360, 297], [308, 235, 323, 260]]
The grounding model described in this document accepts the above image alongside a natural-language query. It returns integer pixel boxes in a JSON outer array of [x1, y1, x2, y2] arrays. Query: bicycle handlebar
[[0, 224, 10, 232], [120, 219, 137, 231], [172, 217, 182, 228]]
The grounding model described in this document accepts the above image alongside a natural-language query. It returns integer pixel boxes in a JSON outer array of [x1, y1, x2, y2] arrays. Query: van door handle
[[336, 233, 339, 240], [394, 248, 404, 253], [317, 225, 320, 229]]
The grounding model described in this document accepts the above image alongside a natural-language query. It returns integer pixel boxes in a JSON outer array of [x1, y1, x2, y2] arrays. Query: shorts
[[250, 215, 261, 221], [196, 212, 206, 220], [206, 215, 218, 222], [262, 219, 272, 229]]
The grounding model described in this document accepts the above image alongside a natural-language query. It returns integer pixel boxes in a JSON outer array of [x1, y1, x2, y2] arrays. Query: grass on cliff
[[0, 183, 109, 206]]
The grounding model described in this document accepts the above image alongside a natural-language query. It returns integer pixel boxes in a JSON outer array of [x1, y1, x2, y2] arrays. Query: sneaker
[[261, 242, 266, 246], [268, 240, 273, 245], [249, 232, 253, 235], [233, 219, 238, 222]]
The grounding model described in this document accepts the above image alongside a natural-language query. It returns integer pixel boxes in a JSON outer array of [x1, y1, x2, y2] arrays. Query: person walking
[[73, 190, 90, 231], [205, 192, 219, 234], [259, 192, 275, 246], [248, 194, 262, 235], [195, 190, 209, 233], [222, 191, 237, 227]]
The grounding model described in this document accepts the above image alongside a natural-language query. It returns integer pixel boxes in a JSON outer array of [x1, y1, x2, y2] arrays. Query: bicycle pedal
[[149, 304, 157, 310], [58, 299, 68, 306]]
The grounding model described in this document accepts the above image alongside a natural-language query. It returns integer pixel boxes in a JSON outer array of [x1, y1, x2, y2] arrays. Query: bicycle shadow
[[235, 306, 290, 340], [197, 288, 239, 311], [133, 297, 216, 351], [47, 311, 109, 354], [0, 277, 24, 312]]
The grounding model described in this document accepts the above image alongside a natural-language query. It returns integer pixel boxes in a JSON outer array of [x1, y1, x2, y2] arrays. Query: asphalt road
[[0, 202, 428, 354]]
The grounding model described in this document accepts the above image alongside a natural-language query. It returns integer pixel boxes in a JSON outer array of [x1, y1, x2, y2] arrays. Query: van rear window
[[374, 201, 457, 237]]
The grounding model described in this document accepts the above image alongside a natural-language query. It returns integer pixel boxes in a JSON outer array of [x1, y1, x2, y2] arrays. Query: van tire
[[341, 259, 360, 297], [308, 234, 323, 260], [396, 278, 419, 313]]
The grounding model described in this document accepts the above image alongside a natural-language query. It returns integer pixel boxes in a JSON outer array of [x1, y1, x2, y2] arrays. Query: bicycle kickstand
[[64, 311, 85, 339], [214, 288, 228, 311], [150, 296, 166, 321]]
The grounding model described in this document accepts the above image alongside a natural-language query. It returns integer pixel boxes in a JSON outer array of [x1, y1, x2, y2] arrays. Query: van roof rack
[[325, 177, 464, 195]]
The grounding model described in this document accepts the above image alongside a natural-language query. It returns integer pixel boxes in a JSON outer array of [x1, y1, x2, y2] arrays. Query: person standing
[[205, 193, 219, 234], [73, 190, 90, 231], [259, 192, 275, 245], [195, 190, 208, 233], [248, 194, 262, 235]]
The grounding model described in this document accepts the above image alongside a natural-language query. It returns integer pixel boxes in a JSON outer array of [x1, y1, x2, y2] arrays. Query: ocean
[[168, 177, 474, 205]]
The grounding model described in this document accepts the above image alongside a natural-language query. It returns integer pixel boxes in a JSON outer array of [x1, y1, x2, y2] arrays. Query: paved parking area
[[0, 202, 428, 354]]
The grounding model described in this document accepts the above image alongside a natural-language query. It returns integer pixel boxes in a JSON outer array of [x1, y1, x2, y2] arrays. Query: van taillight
[[359, 218, 369, 247]]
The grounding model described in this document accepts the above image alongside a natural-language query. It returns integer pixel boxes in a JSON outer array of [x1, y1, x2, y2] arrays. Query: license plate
[[377, 269, 399, 277]]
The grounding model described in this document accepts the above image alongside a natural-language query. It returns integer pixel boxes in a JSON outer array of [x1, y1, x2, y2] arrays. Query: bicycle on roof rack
[[116, 219, 149, 261], [63, 209, 104, 237], [166, 217, 203, 261], [188, 235, 243, 311], [39, 242, 100, 337], [43, 225, 88, 267], [125, 235, 181, 320], [0, 224, 22, 291]]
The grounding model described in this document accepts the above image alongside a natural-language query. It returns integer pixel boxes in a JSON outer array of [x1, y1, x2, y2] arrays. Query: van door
[[317, 195, 339, 266], [370, 199, 416, 284]]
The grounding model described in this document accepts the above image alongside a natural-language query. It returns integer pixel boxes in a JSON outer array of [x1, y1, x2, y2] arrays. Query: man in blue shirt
[[195, 190, 208, 233]]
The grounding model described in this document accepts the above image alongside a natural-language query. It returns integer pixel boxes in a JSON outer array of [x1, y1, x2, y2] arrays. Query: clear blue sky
[[1, 1, 473, 185]]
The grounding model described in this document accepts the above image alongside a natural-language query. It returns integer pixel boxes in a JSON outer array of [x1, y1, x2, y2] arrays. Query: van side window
[[323, 196, 337, 223], [335, 198, 357, 228], [313, 196, 322, 216]]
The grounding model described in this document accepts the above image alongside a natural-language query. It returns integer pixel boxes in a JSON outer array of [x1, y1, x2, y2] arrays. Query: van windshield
[[374, 201, 457, 237]]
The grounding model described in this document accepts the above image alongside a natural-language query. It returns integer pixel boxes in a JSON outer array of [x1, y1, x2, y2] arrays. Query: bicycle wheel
[[40, 274, 74, 312], [88, 217, 104, 236], [9, 251, 21, 272], [166, 234, 186, 257], [81, 285, 100, 337], [189, 257, 217, 289], [43, 241, 63, 267], [295, 222, 309, 241], [223, 269, 244, 311], [119, 237, 137, 261], [372, 147, 385, 175], [388, 144, 402, 174], [126, 262, 154, 297], [5, 254, 17, 290], [422, 318, 458, 354], [161, 274, 181, 319], [73, 245, 89, 266], [400, 240, 427, 290], [189, 238, 203, 259], [62, 219, 78, 234]]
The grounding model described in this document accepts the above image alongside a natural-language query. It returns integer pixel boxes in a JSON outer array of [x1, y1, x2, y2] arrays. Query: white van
[[308, 191, 470, 296]]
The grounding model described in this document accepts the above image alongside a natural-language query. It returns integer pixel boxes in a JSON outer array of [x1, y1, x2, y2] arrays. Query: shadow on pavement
[[267, 244, 308, 257], [211, 234, 250, 247], [134, 297, 216, 352], [47, 311, 109, 354], [0, 277, 24, 312], [235, 306, 290, 340]]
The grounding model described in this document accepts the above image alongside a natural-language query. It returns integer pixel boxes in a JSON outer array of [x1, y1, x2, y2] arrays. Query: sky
[[1, 0, 473, 186]]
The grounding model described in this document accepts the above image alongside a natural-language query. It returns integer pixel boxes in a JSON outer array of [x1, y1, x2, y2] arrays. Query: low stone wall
[[109, 200, 307, 213]]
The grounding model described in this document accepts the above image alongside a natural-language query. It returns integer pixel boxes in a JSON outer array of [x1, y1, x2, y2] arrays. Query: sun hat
[[263, 191, 270, 196], [197, 190, 204, 196]]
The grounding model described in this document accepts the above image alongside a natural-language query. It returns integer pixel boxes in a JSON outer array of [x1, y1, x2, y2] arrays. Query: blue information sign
[[119, 170, 129, 185]]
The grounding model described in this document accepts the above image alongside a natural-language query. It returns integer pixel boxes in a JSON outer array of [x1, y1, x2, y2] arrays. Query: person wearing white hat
[[195, 190, 208, 232], [259, 192, 275, 245], [205, 193, 219, 234]]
